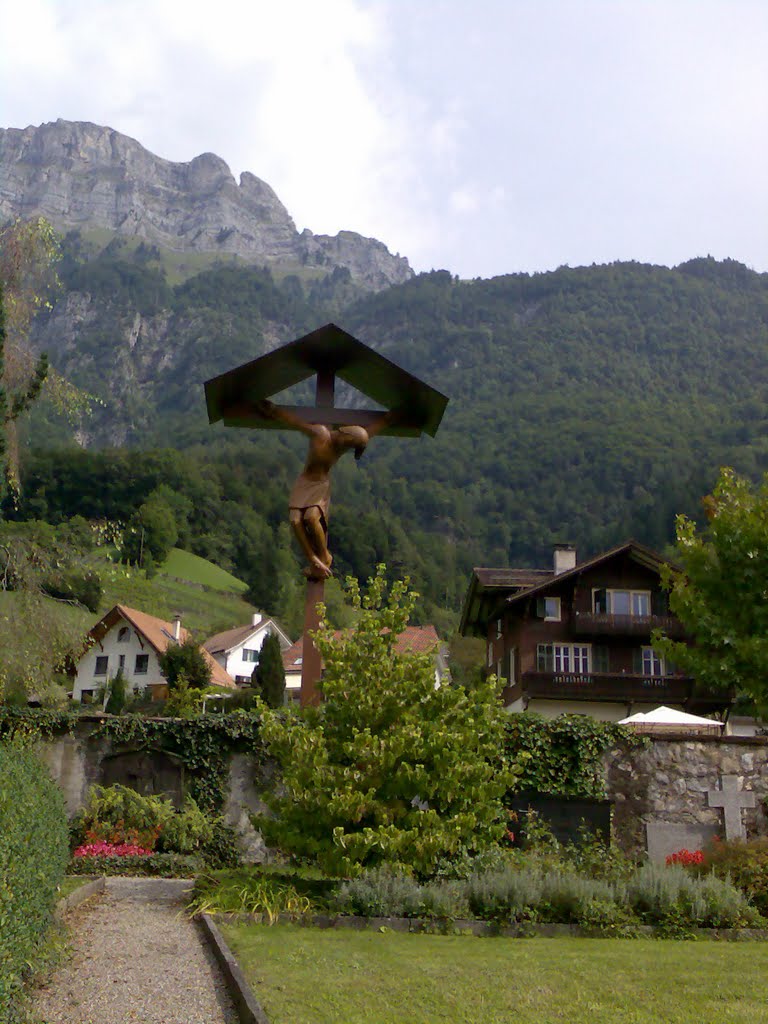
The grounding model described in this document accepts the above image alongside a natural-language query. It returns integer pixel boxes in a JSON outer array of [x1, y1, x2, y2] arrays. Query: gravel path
[[34, 878, 237, 1024]]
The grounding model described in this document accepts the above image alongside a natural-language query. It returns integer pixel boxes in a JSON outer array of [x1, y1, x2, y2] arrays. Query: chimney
[[173, 613, 182, 641], [553, 544, 577, 575], [252, 612, 262, 627]]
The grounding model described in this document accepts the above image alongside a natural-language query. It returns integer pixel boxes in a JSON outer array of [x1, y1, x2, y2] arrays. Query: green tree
[[158, 637, 212, 691], [256, 566, 526, 878], [253, 631, 286, 708], [123, 493, 178, 566], [653, 467, 768, 710]]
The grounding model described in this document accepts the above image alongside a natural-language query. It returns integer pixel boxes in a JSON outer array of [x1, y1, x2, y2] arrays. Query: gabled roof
[[203, 618, 292, 657], [87, 604, 236, 689], [282, 625, 443, 675], [460, 540, 675, 636], [204, 322, 448, 438]]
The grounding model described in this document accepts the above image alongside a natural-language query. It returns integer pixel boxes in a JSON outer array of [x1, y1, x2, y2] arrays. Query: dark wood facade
[[460, 541, 732, 718]]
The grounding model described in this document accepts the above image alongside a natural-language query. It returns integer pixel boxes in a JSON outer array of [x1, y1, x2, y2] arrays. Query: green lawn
[[59, 877, 93, 899], [220, 924, 768, 1024]]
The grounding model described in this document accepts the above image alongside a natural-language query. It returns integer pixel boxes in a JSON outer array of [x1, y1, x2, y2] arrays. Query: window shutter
[[632, 648, 643, 674], [651, 590, 668, 616], [536, 597, 546, 618], [593, 645, 609, 673], [594, 589, 607, 614]]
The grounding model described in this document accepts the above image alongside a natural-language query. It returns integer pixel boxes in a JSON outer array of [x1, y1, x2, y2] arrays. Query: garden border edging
[[57, 876, 106, 915], [209, 911, 768, 941], [198, 913, 271, 1024]]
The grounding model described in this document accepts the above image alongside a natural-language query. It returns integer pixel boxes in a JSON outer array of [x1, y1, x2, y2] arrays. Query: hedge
[[0, 742, 69, 1019]]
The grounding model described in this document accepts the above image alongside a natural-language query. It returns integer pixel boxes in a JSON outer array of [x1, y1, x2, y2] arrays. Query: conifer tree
[[253, 632, 285, 709]]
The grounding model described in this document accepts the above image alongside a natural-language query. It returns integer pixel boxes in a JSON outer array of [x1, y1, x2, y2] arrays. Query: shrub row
[[333, 862, 762, 934], [69, 852, 203, 877], [0, 742, 69, 1020]]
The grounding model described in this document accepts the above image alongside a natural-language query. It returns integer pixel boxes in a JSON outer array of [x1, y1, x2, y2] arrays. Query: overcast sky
[[2, 0, 767, 279]]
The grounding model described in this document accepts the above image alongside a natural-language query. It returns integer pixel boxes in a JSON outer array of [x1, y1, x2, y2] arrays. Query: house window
[[641, 646, 664, 677], [242, 648, 259, 663], [118, 655, 126, 670], [134, 654, 149, 675], [94, 656, 108, 676], [537, 643, 590, 674], [80, 689, 94, 704], [235, 675, 251, 685], [508, 649, 516, 684], [536, 596, 562, 621], [487, 643, 494, 667], [495, 619, 502, 639], [593, 589, 650, 616], [117, 626, 130, 642]]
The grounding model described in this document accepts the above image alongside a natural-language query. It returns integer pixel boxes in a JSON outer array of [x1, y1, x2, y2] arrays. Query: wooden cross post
[[300, 368, 336, 708]]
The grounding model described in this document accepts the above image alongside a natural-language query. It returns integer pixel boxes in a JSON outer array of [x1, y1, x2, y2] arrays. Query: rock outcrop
[[0, 120, 412, 291]]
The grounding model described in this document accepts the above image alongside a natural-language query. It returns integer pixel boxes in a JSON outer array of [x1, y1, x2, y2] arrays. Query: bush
[[188, 871, 312, 919], [699, 837, 768, 915], [625, 862, 759, 931], [69, 852, 202, 877], [71, 783, 237, 866], [0, 742, 69, 1019], [334, 867, 424, 918]]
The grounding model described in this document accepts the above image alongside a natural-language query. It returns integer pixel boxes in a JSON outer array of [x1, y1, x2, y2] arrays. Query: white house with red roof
[[203, 613, 293, 686], [72, 604, 235, 703], [281, 624, 449, 701]]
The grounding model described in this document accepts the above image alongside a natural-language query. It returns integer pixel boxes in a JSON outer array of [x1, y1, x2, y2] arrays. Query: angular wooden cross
[[205, 323, 448, 707]]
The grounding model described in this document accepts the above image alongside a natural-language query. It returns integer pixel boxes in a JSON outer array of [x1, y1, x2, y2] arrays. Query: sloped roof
[[204, 323, 449, 438], [203, 618, 292, 656], [282, 624, 442, 675], [87, 604, 235, 689], [460, 540, 675, 636]]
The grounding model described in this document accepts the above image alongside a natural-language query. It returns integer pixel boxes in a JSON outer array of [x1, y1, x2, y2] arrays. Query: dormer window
[[117, 626, 130, 642]]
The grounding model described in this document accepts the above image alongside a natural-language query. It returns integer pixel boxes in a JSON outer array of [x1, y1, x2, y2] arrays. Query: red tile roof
[[88, 605, 236, 689], [282, 625, 442, 673]]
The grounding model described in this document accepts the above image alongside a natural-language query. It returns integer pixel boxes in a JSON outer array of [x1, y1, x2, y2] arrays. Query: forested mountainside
[[15, 240, 768, 630]]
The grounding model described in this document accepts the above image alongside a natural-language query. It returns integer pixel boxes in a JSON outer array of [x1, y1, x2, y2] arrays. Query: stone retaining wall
[[606, 733, 768, 857]]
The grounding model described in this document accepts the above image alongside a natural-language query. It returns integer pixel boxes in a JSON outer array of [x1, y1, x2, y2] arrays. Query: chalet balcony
[[521, 671, 731, 713], [571, 611, 688, 640]]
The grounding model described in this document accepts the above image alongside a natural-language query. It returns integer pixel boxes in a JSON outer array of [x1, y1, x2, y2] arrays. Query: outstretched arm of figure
[[255, 399, 328, 438]]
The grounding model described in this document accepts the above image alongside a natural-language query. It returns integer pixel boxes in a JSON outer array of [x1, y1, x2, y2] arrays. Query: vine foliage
[[505, 713, 645, 800], [0, 709, 263, 813]]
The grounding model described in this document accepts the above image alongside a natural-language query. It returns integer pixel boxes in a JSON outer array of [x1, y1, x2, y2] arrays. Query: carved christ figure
[[257, 399, 396, 579]]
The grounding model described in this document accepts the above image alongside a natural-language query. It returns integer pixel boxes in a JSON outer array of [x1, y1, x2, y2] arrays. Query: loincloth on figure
[[289, 474, 330, 530]]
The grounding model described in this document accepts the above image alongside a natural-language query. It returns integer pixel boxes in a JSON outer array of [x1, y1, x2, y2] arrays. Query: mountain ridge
[[0, 119, 412, 292]]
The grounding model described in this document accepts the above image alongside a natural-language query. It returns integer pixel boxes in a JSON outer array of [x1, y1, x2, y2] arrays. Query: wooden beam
[[300, 579, 325, 708], [219, 401, 420, 431]]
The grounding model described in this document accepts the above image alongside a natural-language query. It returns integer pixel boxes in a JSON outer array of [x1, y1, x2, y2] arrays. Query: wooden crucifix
[[204, 323, 448, 707]]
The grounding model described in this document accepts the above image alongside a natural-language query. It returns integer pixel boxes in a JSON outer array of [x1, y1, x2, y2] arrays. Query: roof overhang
[[204, 323, 448, 437]]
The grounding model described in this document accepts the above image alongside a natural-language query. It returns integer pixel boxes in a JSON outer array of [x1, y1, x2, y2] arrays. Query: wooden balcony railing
[[521, 671, 731, 711], [571, 611, 688, 639]]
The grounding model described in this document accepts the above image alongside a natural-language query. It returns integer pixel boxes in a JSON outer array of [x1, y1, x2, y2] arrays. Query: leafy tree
[[158, 637, 211, 691], [253, 632, 286, 708], [653, 467, 768, 710], [257, 566, 526, 878], [122, 492, 178, 566], [104, 669, 129, 715]]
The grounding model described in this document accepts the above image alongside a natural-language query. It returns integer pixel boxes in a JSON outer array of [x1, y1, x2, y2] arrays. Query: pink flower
[[73, 840, 153, 858]]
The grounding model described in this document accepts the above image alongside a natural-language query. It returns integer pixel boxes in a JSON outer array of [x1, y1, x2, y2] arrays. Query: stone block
[[646, 821, 719, 863]]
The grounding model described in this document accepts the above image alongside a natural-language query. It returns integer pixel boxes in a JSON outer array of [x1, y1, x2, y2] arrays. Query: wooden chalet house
[[459, 540, 732, 721]]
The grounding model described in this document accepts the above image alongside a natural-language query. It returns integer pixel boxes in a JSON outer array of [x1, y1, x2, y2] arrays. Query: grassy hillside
[[160, 547, 249, 595]]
